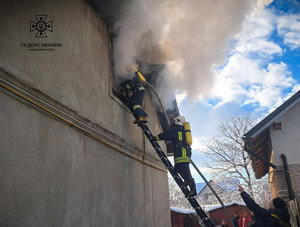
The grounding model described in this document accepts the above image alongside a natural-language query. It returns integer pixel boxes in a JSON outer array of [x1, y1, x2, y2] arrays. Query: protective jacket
[[118, 75, 147, 120], [241, 192, 290, 227], [155, 124, 191, 164], [118, 76, 145, 95]]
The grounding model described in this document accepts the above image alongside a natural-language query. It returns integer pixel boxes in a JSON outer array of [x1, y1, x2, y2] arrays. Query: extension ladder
[[136, 120, 215, 227]]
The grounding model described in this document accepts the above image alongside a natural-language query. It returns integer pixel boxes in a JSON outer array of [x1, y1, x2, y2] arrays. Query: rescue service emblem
[[30, 15, 53, 38]]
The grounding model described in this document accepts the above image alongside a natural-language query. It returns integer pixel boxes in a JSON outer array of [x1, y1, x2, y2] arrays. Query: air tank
[[183, 122, 192, 146]]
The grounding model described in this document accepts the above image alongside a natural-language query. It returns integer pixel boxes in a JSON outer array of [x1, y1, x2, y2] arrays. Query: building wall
[[207, 204, 250, 227], [171, 211, 200, 227], [0, 0, 171, 226], [270, 102, 300, 165], [269, 103, 300, 202]]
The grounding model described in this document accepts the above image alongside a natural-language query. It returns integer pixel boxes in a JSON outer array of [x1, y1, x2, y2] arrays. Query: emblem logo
[[30, 15, 53, 38]]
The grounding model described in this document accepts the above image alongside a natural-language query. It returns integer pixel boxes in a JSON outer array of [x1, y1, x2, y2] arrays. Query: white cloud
[[236, 39, 282, 55], [191, 137, 207, 151], [175, 92, 187, 105], [173, 4, 300, 170], [277, 14, 300, 50], [243, 86, 283, 109], [216, 58, 294, 111], [235, 9, 282, 58], [211, 54, 262, 105], [264, 62, 294, 87], [238, 9, 276, 42], [208, 8, 299, 113]]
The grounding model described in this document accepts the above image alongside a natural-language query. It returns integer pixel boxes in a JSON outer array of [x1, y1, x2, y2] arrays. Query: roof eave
[[244, 90, 300, 178], [244, 90, 300, 141]]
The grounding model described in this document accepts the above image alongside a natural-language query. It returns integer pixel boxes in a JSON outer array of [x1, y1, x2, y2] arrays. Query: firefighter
[[118, 70, 148, 124], [153, 116, 196, 196], [239, 186, 291, 227]]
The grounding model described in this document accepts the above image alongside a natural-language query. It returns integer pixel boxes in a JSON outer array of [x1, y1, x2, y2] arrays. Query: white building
[[243, 90, 300, 226]]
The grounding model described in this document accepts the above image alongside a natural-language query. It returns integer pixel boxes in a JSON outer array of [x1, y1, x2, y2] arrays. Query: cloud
[[191, 137, 207, 151], [236, 39, 282, 55], [176, 5, 299, 152], [238, 8, 276, 42], [209, 8, 299, 113], [277, 14, 300, 50], [175, 92, 187, 106]]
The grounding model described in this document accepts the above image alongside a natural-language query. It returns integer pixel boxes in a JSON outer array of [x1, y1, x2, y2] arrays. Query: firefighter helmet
[[173, 116, 186, 126]]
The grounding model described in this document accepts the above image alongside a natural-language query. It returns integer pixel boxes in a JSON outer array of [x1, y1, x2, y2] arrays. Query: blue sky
[[175, 0, 300, 183]]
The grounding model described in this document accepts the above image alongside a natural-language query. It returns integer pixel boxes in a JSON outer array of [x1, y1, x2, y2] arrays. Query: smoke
[[112, 0, 256, 104]]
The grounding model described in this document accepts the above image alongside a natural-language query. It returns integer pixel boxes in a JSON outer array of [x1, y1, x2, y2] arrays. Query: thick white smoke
[[112, 0, 260, 104]]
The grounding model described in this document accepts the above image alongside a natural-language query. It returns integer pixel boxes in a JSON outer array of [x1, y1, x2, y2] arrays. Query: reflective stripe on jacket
[[240, 192, 290, 227], [119, 76, 145, 94], [155, 125, 191, 164]]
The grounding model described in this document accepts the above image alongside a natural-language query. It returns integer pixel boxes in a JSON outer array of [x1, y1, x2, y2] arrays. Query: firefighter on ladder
[[118, 66, 148, 124], [153, 116, 197, 196]]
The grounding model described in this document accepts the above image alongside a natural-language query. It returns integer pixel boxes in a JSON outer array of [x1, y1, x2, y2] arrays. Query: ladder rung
[[136, 121, 214, 226]]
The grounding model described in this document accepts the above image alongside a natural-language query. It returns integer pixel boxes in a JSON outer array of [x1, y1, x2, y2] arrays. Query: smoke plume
[[111, 0, 255, 104]]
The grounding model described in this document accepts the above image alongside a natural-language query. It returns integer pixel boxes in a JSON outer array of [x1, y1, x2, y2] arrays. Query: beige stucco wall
[[0, 0, 159, 145], [0, 0, 171, 226]]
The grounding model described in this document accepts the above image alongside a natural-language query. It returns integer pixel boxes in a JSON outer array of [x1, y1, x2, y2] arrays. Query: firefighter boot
[[182, 180, 189, 187], [188, 182, 197, 197], [133, 115, 148, 124], [140, 115, 148, 123]]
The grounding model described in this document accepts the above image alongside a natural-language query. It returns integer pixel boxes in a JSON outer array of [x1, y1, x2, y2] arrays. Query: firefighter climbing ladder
[[135, 119, 215, 227], [116, 65, 214, 226]]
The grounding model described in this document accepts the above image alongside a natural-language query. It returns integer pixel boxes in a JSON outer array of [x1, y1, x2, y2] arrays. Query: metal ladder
[[136, 120, 215, 227]]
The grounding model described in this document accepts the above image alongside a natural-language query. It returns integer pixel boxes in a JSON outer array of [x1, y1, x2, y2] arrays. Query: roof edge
[[244, 90, 300, 139]]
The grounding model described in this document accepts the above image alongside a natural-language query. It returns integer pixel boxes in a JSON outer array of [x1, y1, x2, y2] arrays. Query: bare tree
[[251, 176, 272, 208], [196, 180, 243, 206], [201, 114, 270, 203], [168, 174, 192, 209]]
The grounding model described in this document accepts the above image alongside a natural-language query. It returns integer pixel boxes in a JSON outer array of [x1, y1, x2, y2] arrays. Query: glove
[[118, 86, 127, 95], [153, 135, 160, 141]]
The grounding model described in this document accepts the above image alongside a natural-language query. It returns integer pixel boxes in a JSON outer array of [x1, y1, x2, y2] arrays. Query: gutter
[[242, 136, 277, 169]]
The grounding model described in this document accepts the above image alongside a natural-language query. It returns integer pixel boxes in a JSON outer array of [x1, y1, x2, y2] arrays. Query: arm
[[239, 186, 270, 218], [118, 80, 131, 93], [154, 127, 177, 141]]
